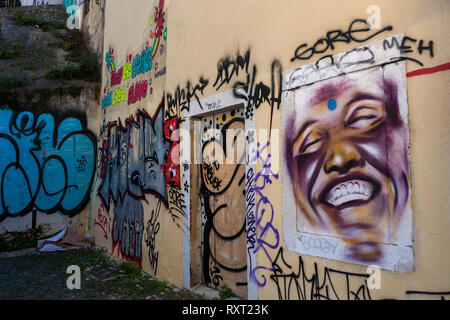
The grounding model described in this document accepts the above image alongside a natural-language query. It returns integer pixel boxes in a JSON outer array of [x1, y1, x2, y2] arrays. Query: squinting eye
[[345, 106, 384, 130], [347, 115, 377, 126], [293, 131, 324, 157]]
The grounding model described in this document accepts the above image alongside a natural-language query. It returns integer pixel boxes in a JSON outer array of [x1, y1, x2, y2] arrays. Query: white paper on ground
[[37, 226, 67, 249], [39, 244, 80, 252]]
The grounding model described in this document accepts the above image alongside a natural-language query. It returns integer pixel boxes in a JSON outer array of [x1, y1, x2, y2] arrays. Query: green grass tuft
[[218, 285, 236, 300], [119, 261, 142, 278], [45, 51, 99, 81], [0, 49, 14, 59], [0, 226, 44, 252], [62, 41, 77, 51], [13, 13, 66, 32]]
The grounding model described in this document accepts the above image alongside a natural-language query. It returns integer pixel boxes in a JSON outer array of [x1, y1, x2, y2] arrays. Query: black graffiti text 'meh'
[[384, 36, 434, 66]]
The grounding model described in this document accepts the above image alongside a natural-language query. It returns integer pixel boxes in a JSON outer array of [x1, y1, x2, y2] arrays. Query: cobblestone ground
[[0, 248, 210, 300]]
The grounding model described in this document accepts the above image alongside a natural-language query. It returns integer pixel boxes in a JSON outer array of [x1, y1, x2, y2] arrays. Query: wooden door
[[200, 108, 247, 298]]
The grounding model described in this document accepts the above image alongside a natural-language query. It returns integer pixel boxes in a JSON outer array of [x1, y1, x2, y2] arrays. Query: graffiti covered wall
[[79, 0, 450, 299], [0, 107, 96, 235], [91, 0, 183, 284], [165, 0, 449, 299]]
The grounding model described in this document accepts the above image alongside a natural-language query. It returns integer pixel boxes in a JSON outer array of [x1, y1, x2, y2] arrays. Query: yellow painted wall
[[93, 0, 450, 299], [90, 0, 183, 287], [165, 0, 449, 299]]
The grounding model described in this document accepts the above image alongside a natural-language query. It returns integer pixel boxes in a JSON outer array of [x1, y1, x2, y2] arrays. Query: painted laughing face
[[285, 68, 410, 262]]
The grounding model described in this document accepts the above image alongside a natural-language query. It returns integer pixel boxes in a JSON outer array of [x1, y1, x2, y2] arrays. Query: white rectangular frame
[[281, 35, 415, 273]]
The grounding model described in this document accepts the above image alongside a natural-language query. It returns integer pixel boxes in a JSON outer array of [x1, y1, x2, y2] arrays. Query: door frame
[[180, 88, 258, 300]]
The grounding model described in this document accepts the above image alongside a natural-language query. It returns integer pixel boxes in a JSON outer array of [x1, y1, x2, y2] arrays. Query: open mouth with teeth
[[321, 177, 379, 209]]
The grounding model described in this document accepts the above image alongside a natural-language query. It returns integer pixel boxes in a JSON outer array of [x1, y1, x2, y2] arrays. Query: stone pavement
[[0, 248, 231, 300]]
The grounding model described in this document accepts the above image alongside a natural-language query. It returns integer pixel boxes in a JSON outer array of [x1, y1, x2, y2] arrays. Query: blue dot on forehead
[[328, 99, 337, 111]]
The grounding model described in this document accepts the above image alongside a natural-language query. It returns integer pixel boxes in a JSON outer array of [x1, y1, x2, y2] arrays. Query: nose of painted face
[[324, 142, 365, 175]]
